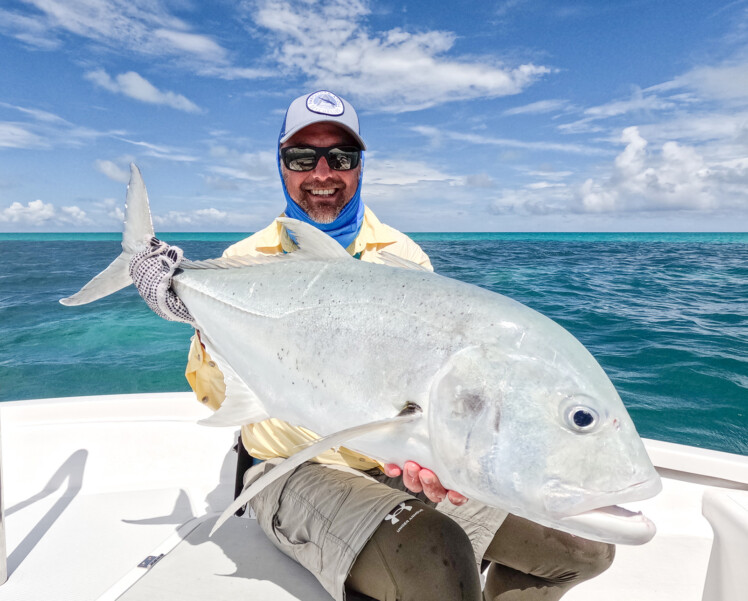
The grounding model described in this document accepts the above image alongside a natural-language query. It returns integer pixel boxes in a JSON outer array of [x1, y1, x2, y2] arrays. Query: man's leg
[[247, 461, 480, 601], [346, 500, 482, 601], [482, 514, 615, 601]]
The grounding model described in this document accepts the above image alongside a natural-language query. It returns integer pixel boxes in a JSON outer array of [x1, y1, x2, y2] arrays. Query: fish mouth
[[543, 476, 662, 516], [541, 477, 663, 545], [556, 504, 658, 545]]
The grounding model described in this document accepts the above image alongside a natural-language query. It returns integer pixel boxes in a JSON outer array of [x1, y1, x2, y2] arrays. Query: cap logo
[[306, 91, 344, 116]]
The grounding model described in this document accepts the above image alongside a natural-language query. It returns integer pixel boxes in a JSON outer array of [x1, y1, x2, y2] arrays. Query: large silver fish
[[62, 165, 661, 544]]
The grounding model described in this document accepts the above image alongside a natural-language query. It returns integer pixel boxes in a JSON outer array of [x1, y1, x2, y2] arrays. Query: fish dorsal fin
[[210, 404, 423, 536], [276, 217, 352, 260], [197, 334, 270, 427], [181, 218, 351, 272], [182, 254, 280, 270], [377, 251, 431, 272]]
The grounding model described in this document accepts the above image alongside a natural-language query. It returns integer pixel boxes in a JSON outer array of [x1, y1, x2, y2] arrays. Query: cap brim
[[279, 120, 366, 150]]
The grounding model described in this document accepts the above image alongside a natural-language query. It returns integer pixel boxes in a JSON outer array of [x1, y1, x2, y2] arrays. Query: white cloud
[[60, 205, 91, 224], [85, 69, 201, 113], [650, 61, 748, 103], [118, 137, 198, 162], [0, 1, 272, 80], [206, 148, 278, 185], [0, 199, 56, 224], [0, 199, 90, 226], [578, 126, 730, 212], [0, 102, 70, 124], [365, 156, 458, 187], [0, 7, 60, 49], [463, 173, 498, 188], [638, 111, 748, 147], [153, 207, 229, 226], [4, 0, 224, 60], [490, 186, 572, 216], [558, 88, 678, 134], [526, 181, 565, 190], [483, 126, 748, 219], [503, 99, 569, 116], [153, 28, 227, 62], [412, 125, 603, 155], [0, 104, 125, 153], [249, 0, 551, 111], [95, 159, 130, 182], [0, 123, 45, 148]]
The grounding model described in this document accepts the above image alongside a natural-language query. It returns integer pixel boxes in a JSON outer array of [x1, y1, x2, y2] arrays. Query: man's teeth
[[310, 189, 336, 196]]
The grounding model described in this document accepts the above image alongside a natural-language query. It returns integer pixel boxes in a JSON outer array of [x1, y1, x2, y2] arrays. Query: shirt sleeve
[[185, 333, 226, 411]]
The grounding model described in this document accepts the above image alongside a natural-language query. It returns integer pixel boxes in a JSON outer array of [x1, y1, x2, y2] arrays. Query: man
[[133, 90, 614, 601]]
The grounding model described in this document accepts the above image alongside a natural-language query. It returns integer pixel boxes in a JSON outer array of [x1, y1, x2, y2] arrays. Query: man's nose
[[312, 156, 333, 177]]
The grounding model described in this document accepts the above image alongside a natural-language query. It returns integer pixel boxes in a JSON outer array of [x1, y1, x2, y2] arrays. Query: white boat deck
[[0, 393, 746, 601]]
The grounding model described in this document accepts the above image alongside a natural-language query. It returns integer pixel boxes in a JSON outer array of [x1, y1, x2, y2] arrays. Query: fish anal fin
[[197, 335, 270, 427], [210, 405, 423, 536]]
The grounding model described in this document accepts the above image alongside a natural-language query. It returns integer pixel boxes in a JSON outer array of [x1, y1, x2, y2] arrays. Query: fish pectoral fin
[[209, 404, 423, 536]]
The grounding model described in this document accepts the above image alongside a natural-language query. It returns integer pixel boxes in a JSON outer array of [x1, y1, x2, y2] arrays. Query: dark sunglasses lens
[[282, 146, 361, 171], [283, 148, 317, 172], [328, 147, 360, 171]]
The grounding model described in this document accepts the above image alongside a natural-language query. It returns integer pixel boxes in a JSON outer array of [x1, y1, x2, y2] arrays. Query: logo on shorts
[[306, 91, 344, 116], [384, 502, 412, 525]]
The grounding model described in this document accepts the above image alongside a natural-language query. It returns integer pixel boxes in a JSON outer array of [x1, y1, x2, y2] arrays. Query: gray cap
[[279, 90, 366, 150]]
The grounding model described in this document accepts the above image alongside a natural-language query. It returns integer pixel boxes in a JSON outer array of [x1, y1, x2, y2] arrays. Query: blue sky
[[1, 0, 747, 232]]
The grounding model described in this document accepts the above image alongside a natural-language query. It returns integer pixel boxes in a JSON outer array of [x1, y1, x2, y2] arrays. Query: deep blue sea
[[1, 232, 746, 456]]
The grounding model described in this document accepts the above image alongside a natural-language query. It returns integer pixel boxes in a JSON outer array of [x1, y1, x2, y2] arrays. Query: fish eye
[[564, 405, 600, 433]]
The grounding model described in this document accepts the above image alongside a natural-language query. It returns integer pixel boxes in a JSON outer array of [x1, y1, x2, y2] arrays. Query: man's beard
[[296, 196, 350, 224]]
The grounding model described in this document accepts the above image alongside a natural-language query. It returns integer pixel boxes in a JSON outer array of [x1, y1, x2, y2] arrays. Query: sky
[[1, 0, 747, 233]]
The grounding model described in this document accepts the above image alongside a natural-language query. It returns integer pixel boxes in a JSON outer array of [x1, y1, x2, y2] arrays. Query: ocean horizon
[[2, 232, 748, 243], [2, 232, 746, 456]]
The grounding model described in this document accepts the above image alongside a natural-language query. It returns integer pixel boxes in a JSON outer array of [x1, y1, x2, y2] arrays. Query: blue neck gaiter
[[277, 148, 365, 250]]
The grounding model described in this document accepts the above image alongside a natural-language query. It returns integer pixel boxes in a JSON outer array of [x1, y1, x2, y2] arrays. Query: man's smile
[[307, 188, 339, 197]]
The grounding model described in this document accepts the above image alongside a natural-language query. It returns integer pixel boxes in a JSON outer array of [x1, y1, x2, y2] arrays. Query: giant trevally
[[61, 165, 661, 544]]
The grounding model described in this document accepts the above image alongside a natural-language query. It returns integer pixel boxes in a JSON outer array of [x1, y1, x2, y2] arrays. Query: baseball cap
[[279, 90, 366, 150]]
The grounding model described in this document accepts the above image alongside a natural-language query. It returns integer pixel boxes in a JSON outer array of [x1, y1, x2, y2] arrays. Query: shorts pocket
[[271, 465, 353, 573]]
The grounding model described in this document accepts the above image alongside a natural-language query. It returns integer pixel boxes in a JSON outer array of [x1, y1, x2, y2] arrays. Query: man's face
[[280, 122, 361, 224]]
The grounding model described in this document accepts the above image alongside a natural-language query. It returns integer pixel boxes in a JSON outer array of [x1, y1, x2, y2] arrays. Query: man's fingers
[[383, 463, 401, 478], [395, 461, 469, 505], [418, 468, 447, 503], [447, 490, 468, 506], [403, 461, 424, 493]]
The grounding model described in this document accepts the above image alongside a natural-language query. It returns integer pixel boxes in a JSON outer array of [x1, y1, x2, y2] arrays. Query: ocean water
[[1, 233, 746, 456]]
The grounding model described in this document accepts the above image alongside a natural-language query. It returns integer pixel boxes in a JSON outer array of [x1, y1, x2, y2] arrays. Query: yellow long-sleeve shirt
[[185, 206, 433, 469]]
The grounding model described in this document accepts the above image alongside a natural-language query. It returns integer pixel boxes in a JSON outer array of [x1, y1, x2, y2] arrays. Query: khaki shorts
[[244, 460, 508, 601]]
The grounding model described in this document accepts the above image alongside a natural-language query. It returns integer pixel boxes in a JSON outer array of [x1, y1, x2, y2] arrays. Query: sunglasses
[[280, 145, 361, 172]]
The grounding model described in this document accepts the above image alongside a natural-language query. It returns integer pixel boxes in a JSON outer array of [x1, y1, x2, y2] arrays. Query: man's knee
[[566, 538, 615, 582], [347, 501, 482, 601]]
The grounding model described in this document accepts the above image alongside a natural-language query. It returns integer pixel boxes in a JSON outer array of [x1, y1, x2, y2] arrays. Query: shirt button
[[201, 396, 209, 403], [208, 361, 216, 367]]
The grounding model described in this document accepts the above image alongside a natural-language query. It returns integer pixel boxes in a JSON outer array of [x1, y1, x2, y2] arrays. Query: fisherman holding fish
[[129, 91, 615, 601]]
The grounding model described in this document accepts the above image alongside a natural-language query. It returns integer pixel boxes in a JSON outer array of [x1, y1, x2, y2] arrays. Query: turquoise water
[[4, 232, 747, 243], [1, 233, 746, 455]]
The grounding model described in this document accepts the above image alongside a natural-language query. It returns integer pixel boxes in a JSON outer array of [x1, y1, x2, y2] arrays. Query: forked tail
[[60, 164, 155, 306]]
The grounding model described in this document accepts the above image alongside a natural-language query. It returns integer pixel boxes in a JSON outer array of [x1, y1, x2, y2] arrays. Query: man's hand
[[129, 237, 195, 324], [384, 461, 468, 506]]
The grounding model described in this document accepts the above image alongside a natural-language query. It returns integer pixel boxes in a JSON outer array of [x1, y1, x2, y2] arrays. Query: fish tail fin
[[60, 164, 155, 306]]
